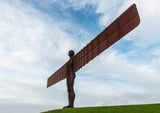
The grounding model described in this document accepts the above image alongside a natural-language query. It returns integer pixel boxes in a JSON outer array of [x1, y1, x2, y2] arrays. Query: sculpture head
[[68, 50, 74, 58]]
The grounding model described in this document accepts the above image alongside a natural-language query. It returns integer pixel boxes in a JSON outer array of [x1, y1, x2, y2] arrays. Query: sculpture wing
[[72, 4, 140, 73], [47, 62, 68, 88], [47, 4, 140, 88]]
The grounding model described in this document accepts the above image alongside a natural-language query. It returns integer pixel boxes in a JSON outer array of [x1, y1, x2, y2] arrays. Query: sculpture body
[[63, 50, 75, 108]]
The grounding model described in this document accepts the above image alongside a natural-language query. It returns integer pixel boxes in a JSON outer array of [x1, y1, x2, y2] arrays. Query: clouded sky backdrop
[[0, 0, 160, 113]]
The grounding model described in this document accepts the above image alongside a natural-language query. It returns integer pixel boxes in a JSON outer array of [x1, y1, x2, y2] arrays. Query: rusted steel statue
[[63, 50, 75, 108], [47, 4, 140, 108]]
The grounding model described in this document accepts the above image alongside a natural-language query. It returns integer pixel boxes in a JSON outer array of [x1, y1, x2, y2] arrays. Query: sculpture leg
[[67, 74, 75, 107], [63, 74, 75, 109]]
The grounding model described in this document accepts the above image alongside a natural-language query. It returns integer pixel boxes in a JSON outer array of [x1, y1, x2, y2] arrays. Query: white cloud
[[0, 99, 51, 113], [68, 0, 126, 26], [119, 0, 160, 48], [0, 0, 91, 112], [68, 0, 160, 48], [0, 0, 92, 73], [75, 49, 160, 107], [80, 49, 160, 88]]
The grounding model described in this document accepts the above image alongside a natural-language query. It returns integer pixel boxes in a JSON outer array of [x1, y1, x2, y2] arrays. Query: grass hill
[[42, 104, 160, 113]]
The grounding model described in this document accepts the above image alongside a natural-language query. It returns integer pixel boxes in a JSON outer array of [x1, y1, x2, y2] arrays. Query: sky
[[0, 0, 160, 113]]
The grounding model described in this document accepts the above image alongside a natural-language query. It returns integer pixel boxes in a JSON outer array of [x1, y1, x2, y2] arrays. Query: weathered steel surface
[[47, 63, 68, 88], [47, 4, 140, 88], [72, 4, 140, 73]]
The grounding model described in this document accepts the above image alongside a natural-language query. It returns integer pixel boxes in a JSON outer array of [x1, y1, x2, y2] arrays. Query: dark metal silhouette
[[47, 4, 140, 108], [63, 50, 75, 108]]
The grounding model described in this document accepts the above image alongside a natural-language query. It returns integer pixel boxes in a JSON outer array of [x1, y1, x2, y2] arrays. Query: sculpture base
[[63, 105, 73, 109]]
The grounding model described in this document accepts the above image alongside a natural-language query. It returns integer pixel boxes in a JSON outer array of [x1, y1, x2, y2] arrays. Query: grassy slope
[[42, 104, 160, 113]]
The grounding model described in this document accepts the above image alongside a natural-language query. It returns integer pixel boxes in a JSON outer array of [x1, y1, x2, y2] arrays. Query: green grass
[[42, 104, 160, 113]]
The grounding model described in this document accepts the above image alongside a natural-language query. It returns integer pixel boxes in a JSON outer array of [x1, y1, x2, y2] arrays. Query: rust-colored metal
[[47, 63, 68, 88], [63, 50, 75, 108], [47, 3, 140, 108], [72, 3, 140, 73]]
